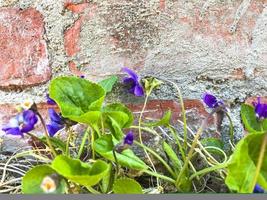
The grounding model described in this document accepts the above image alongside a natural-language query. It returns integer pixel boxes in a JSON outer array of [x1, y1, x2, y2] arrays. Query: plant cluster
[[1, 68, 266, 194]]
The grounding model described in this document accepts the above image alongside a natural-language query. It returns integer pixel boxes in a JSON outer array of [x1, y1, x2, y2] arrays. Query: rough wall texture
[[0, 0, 267, 150]]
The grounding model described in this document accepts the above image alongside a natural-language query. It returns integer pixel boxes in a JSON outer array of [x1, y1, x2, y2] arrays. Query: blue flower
[[2, 110, 38, 137], [202, 92, 224, 108], [46, 94, 57, 105], [123, 131, 134, 145], [122, 67, 144, 97], [46, 109, 64, 137], [253, 184, 265, 193], [253, 97, 267, 119]]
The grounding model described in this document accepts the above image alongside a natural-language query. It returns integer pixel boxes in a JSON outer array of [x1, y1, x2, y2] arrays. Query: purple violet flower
[[2, 110, 38, 137], [253, 184, 265, 193], [46, 94, 57, 105], [122, 67, 144, 97], [253, 97, 267, 120], [202, 92, 224, 108], [46, 109, 64, 137], [123, 131, 134, 145]]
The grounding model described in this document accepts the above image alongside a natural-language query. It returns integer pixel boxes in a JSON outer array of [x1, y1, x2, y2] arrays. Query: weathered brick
[[245, 96, 267, 105], [64, 2, 96, 75], [0, 8, 51, 89], [177, 0, 265, 44], [0, 99, 217, 152]]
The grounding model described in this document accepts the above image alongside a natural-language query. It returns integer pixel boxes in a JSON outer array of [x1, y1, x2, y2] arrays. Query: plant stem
[[77, 127, 91, 159], [138, 90, 161, 185], [65, 127, 72, 156], [168, 126, 186, 161], [86, 186, 100, 194], [36, 112, 57, 158], [163, 79, 188, 151], [225, 112, 234, 144], [134, 141, 176, 178], [176, 109, 217, 188], [250, 133, 267, 192], [189, 162, 228, 181], [142, 169, 176, 184]]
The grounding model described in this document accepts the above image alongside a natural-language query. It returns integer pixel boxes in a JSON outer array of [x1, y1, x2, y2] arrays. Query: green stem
[[86, 186, 100, 194], [65, 127, 72, 156], [189, 162, 228, 181], [112, 149, 119, 175], [77, 127, 91, 159], [91, 130, 96, 160], [249, 133, 267, 192], [142, 169, 175, 184], [134, 141, 176, 178], [36, 112, 57, 158], [168, 126, 186, 161], [138, 90, 161, 185], [225, 112, 234, 144], [175, 109, 217, 188], [166, 80, 188, 151]]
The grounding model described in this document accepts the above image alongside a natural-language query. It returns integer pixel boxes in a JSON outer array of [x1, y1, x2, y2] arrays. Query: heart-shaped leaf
[[144, 110, 172, 127], [22, 165, 66, 194], [49, 76, 105, 125], [113, 178, 143, 194], [102, 103, 134, 128], [102, 103, 134, 140], [94, 135, 148, 170], [98, 75, 118, 93], [225, 133, 267, 193], [51, 155, 109, 187], [241, 104, 262, 133]]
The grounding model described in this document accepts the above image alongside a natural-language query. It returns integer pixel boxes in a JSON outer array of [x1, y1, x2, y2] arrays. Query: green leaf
[[102, 103, 134, 128], [40, 136, 66, 152], [241, 104, 261, 133], [102, 103, 134, 140], [201, 138, 224, 156], [49, 76, 105, 125], [144, 110, 172, 127], [94, 135, 148, 170], [51, 155, 109, 187], [176, 173, 192, 192], [105, 116, 124, 140], [163, 141, 182, 173], [98, 75, 118, 93], [113, 178, 143, 194], [225, 133, 267, 193], [101, 163, 113, 193], [22, 165, 66, 194]]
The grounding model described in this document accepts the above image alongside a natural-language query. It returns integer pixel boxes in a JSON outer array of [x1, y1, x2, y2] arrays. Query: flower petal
[[253, 184, 265, 193], [47, 123, 64, 137], [202, 92, 219, 108], [123, 77, 135, 85], [134, 84, 144, 97], [46, 94, 57, 105], [48, 109, 62, 124], [4, 127, 23, 136], [122, 67, 139, 81], [124, 131, 134, 145]]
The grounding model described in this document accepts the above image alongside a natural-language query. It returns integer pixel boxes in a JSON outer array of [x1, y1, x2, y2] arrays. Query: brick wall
[[0, 0, 267, 151]]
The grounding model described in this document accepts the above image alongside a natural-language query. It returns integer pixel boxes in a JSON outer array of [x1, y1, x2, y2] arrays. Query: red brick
[[127, 99, 214, 125], [245, 97, 267, 106], [0, 99, 213, 132], [0, 103, 58, 134], [64, 3, 97, 73], [0, 8, 51, 89], [178, 0, 265, 44]]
